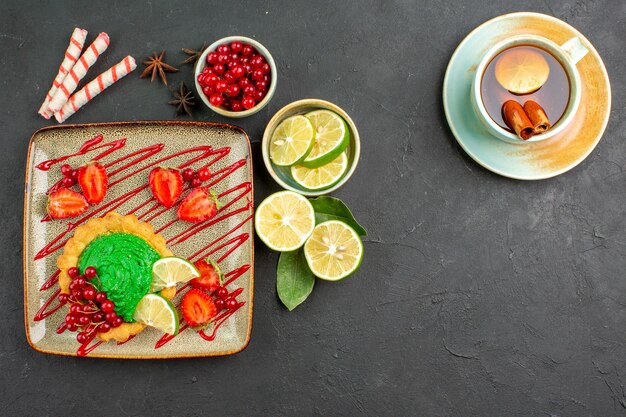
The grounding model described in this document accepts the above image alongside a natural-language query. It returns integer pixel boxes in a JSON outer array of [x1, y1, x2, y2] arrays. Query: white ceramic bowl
[[194, 36, 277, 118], [262, 99, 360, 196]]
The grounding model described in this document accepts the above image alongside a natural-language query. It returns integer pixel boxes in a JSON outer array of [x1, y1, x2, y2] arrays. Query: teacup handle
[[560, 37, 589, 64]]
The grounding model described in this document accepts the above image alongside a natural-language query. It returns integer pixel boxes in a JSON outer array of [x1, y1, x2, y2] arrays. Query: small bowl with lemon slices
[[262, 99, 360, 196]]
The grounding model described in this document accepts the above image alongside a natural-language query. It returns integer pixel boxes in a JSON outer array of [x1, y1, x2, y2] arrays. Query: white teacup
[[471, 35, 589, 143]]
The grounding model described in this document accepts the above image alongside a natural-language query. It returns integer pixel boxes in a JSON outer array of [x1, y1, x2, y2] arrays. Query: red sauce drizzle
[[33, 133, 253, 356]]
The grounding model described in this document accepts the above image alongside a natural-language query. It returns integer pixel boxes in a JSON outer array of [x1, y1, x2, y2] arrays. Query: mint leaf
[[309, 196, 367, 236], [277, 249, 315, 311]]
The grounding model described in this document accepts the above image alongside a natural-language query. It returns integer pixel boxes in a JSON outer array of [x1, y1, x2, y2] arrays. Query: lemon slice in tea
[[255, 190, 315, 251], [301, 110, 349, 168], [269, 115, 316, 166], [304, 220, 363, 281], [291, 152, 348, 191], [494, 48, 550, 94]]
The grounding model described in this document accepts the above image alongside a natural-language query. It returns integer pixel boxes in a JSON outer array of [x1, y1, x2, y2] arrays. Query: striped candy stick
[[38, 28, 88, 119], [54, 56, 137, 123], [47, 32, 110, 113]]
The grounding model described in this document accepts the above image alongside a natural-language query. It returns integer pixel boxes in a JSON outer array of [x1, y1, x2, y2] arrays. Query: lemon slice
[[133, 294, 179, 335], [301, 110, 349, 168], [255, 191, 315, 251], [494, 48, 550, 94], [304, 220, 363, 281], [291, 152, 348, 190], [151, 257, 200, 292], [269, 115, 316, 166]]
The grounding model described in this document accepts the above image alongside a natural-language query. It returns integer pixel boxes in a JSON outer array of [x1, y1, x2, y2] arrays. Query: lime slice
[[255, 190, 315, 251], [269, 115, 315, 166], [291, 152, 348, 190], [301, 110, 349, 168], [304, 220, 363, 281], [151, 257, 200, 292], [133, 293, 179, 335]]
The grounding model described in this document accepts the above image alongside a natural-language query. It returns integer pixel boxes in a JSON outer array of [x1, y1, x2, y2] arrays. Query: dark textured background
[[2, 1, 625, 416]]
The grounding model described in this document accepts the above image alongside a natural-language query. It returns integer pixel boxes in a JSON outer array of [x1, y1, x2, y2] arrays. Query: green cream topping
[[78, 233, 161, 322]]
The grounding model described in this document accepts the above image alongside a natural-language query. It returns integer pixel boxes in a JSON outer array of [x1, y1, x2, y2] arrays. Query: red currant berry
[[82, 287, 96, 300], [65, 313, 76, 324], [255, 80, 268, 92], [227, 83, 240, 97], [78, 315, 90, 325], [209, 93, 225, 107], [252, 68, 264, 81], [182, 168, 195, 182], [217, 44, 230, 54], [58, 293, 69, 304], [239, 56, 250, 65], [95, 292, 107, 303], [113, 317, 123, 327], [243, 85, 256, 96], [98, 322, 111, 333], [101, 300, 115, 313], [191, 177, 202, 187], [216, 287, 229, 300], [74, 276, 86, 287], [213, 63, 225, 75], [242, 44, 254, 56], [71, 288, 82, 299], [84, 266, 97, 279], [230, 41, 243, 52], [230, 65, 245, 79], [206, 52, 218, 64], [202, 85, 215, 97], [202, 65, 213, 75], [68, 267, 80, 278], [217, 54, 228, 64], [215, 81, 229, 93], [60, 164, 73, 176], [70, 304, 81, 314], [251, 55, 265, 68], [229, 51, 240, 61], [260, 63, 271, 74], [244, 64, 253, 74], [214, 298, 225, 310], [76, 332, 88, 344], [197, 167, 211, 180], [225, 297, 238, 309], [254, 90, 265, 102], [70, 170, 78, 179], [68, 323, 78, 332], [242, 96, 256, 110], [231, 100, 243, 112], [206, 73, 219, 86], [62, 176, 75, 187], [223, 72, 235, 83], [105, 312, 118, 323], [239, 77, 251, 89]]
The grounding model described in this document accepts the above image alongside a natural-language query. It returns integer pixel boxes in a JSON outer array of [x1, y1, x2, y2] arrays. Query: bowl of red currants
[[195, 36, 277, 118]]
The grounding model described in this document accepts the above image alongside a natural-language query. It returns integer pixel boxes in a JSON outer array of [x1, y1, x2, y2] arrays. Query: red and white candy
[[54, 55, 136, 123], [38, 28, 87, 119], [48, 32, 110, 113]]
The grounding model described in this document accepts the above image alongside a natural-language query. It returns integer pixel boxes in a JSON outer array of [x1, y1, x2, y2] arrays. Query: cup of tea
[[471, 34, 588, 143]]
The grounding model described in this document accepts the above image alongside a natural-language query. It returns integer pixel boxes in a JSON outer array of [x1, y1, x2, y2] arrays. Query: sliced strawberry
[[77, 161, 108, 204], [181, 288, 217, 328], [190, 259, 223, 292], [177, 187, 221, 223], [148, 167, 183, 208], [47, 188, 88, 219]]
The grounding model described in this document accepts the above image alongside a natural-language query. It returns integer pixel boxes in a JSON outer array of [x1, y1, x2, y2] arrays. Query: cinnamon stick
[[523, 100, 551, 134], [502, 100, 534, 140]]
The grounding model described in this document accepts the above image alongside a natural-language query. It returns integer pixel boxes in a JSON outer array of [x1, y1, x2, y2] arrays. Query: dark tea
[[480, 45, 569, 134]]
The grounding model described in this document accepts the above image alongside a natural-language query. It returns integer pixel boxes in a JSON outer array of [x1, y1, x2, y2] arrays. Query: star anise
[[168, 82, 195, 117], [180, 43, 207, 65], [140, 51, 179, 85]]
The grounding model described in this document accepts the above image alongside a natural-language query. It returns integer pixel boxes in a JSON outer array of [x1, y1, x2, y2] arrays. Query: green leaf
[[309, 196, 367, 236], [277, 249, 315, 311]]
